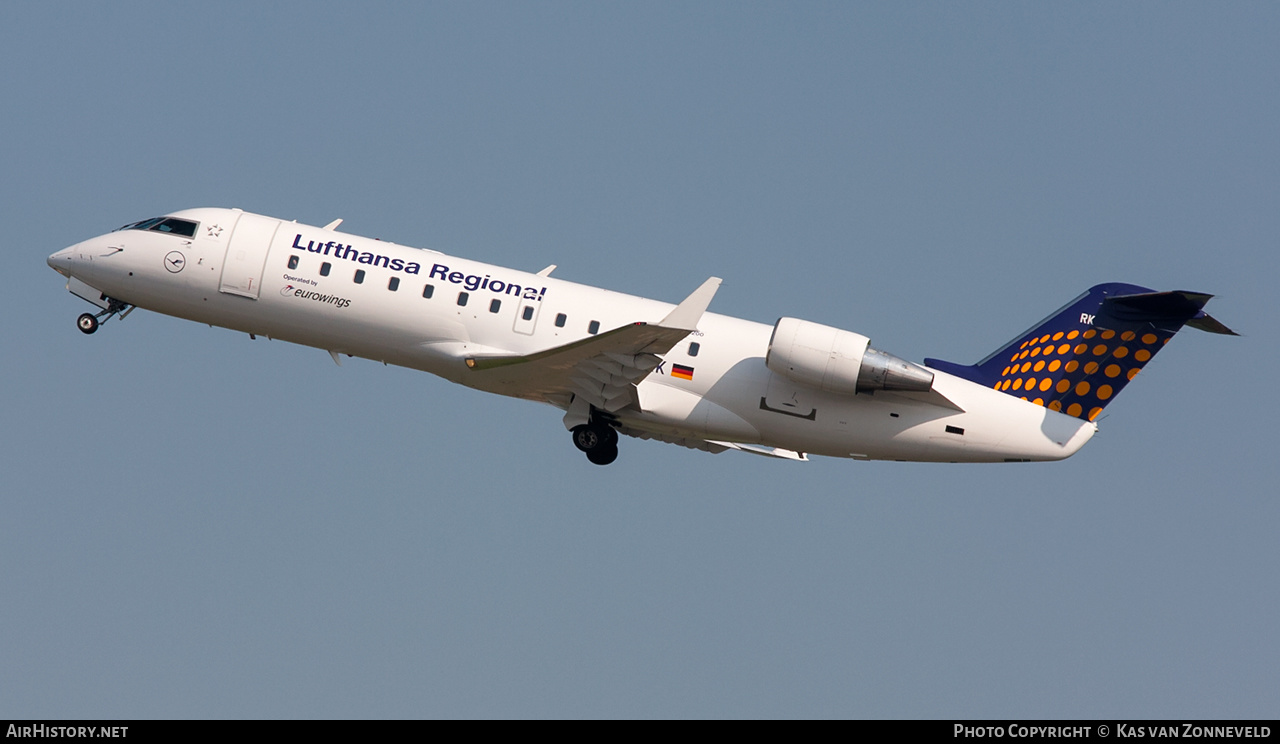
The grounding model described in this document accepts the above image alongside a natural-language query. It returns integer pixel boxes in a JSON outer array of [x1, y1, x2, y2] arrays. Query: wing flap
[[471, 323, 687, 409], [619, 427, 733, 455]]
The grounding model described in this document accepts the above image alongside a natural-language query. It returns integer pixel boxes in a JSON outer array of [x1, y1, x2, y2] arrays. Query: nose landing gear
[[76, 298, 133, 335], [572, 421, 619, 466]]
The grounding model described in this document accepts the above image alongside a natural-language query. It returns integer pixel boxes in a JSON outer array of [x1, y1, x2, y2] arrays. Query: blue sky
[[2, 2, 1275, 718]]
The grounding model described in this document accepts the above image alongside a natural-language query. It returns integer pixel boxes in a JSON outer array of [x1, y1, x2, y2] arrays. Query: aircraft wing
[[464, 278, 721, 412], [616, 427, 809, 461]]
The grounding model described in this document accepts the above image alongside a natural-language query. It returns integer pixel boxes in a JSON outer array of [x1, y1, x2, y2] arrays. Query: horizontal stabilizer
[[1186, 314, 1238, 335], [1104, 289, 1238, 336]]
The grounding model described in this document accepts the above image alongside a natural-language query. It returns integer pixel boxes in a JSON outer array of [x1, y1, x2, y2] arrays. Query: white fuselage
[[48, 208, 1096, 463]]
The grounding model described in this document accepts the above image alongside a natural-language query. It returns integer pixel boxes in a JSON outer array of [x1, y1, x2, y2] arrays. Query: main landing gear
[[75, 298, 133, 335], [571, 421, 619, 466]]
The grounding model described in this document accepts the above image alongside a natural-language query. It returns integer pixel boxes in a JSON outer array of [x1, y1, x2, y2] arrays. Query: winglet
[[660, 277, 721, 330], [323, 219, 343, 231]]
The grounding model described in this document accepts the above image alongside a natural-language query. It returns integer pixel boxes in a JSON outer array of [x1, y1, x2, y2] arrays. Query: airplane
[[47, 207, 1235, 466]]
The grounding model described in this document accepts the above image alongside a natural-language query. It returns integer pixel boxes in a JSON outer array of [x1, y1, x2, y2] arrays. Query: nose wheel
[[75, 298, 133, 335], [572, 422, 619, 466]]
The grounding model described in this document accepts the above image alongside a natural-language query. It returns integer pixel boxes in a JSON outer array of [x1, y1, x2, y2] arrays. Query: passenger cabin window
[[489, 299, 501, 313], [522, 306, 535, 321], [287, 255, 299, 270], [689, 342, 700, 357], [457, 292, 469, 306], [320, 262, 331, 277], [555, 313, 566, 328], [388, 277, 400, 292], [354, 269, 366, 284], [422, 284, 434, 299], [588, 320, 600, 335]]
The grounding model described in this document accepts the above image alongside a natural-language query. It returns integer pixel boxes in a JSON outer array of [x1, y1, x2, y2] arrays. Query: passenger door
[[219, 212, 279, 299]]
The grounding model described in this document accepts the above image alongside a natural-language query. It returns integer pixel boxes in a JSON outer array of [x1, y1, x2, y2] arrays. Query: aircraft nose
[[47, 246, 77, 276]]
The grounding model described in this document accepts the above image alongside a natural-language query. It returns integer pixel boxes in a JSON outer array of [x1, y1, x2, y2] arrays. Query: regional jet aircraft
[[48, 208, 1235, 465]]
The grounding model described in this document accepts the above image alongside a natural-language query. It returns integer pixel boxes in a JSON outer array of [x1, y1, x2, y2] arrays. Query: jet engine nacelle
[[765, 317, 935, 395]]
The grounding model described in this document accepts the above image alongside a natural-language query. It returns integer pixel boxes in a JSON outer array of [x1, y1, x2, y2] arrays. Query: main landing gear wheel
[[586, 444, 619, 466], [571, 423, 616, 452], [571, 423, 620, 465], [77, 313, 99, 334]]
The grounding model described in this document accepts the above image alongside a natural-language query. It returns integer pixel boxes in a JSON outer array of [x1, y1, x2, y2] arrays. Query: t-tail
[[925, 283, 1236, 421]]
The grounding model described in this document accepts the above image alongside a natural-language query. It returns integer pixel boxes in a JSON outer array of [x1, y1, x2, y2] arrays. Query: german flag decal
[[671, 363, 694, 380]]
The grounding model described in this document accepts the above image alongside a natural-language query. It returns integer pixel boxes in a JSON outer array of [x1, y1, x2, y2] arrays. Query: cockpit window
[[150, 218, 199, 237], [117, 217, 164, 231], [116, 216, 199, 237]]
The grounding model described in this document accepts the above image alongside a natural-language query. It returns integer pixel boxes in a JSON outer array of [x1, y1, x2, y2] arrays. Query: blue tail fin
[[924, 283, 1235, 421]]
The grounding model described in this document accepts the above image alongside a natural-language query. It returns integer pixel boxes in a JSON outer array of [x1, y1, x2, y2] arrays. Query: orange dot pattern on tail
[[993, 326, 1172, 420]]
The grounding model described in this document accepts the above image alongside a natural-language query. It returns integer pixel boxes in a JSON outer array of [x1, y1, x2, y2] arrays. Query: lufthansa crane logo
[[164, 251, 186, 273]]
